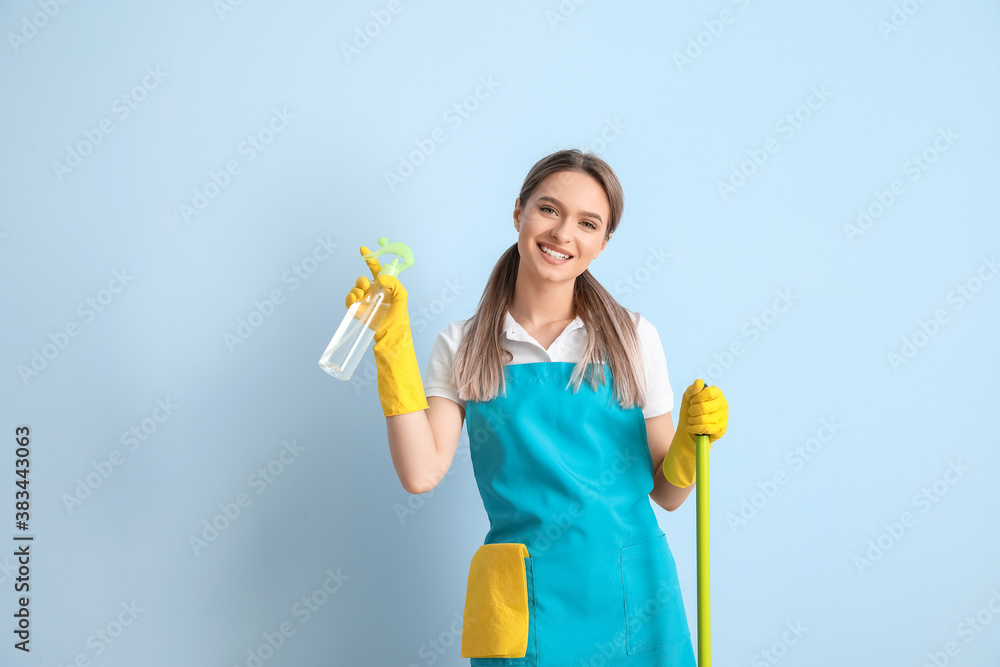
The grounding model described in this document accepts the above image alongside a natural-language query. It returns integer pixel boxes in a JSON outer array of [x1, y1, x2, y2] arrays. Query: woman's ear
[[595, 233, 612, 258]]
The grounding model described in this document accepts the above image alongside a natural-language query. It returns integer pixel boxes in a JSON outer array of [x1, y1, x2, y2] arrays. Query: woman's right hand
[[344, 245, 428, 417], [344, 245, 412, 343]]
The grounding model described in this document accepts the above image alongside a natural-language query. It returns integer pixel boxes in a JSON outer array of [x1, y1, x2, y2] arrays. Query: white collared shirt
[[423, 310, 674, 419]]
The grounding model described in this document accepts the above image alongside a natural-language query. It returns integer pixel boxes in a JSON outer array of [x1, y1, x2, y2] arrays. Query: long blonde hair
[[451, 149, 647, 410]]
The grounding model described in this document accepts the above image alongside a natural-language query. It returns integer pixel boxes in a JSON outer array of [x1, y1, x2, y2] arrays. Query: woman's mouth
[[537, 243, 573, 264]]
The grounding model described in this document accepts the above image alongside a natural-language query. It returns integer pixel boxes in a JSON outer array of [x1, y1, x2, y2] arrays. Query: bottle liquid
[[318, 236, 415, 381]]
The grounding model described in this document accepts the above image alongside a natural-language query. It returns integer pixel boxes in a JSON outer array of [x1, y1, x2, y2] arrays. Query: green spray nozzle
[[361, 236, 415, 278]]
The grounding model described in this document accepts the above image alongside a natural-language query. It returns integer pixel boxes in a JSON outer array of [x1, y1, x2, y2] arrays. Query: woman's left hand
[[661, 379, 729, 487], [685, 379, 728, 443]]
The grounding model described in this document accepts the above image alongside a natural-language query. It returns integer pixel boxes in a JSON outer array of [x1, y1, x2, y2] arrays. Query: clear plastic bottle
[[318, 237, 415, 381]]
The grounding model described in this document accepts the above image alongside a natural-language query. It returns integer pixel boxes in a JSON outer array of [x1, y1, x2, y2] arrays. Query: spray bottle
[[318, 236, 415, 381]]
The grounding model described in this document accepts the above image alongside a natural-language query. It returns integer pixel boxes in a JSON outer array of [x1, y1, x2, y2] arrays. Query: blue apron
[[462, 361, 696, 667]]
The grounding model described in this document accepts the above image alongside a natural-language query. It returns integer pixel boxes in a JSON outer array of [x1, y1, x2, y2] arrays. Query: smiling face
[[513, 170, 613, 283]]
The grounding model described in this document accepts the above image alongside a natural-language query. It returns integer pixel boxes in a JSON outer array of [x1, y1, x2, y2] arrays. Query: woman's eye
[[539, 205, 595, 229]]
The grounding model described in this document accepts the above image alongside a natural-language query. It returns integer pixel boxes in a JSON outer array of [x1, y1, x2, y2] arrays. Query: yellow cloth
[[461, 543, 531, 658]]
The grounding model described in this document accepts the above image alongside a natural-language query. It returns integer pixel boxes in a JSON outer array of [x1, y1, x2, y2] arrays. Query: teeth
[[540, 245, 570, 259]]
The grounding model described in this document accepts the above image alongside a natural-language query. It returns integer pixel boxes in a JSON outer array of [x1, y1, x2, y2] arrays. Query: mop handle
[[696, 433, 711, 666]]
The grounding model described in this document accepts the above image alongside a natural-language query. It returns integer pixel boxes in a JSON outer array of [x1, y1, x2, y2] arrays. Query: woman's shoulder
[[625, 309, 658, 334], [426, 318, 473, 372], [624, 310, 665, 351], [434, 317, 475, 346]]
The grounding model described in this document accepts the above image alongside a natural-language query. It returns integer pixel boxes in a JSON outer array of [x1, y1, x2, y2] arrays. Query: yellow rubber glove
[[661, 379, 729, 487], [345, 245, 429, 417]]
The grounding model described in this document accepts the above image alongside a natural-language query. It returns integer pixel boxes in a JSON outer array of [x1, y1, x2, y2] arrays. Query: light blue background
[[2, 1, 999, 665]]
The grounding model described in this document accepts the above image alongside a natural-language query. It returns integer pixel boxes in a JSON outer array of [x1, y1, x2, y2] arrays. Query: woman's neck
[[509, 270, 575, 327]]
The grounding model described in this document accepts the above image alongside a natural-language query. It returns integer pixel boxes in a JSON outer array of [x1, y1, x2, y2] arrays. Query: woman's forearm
[[650, 458, 695, 511], [385, 409, 442, 494]]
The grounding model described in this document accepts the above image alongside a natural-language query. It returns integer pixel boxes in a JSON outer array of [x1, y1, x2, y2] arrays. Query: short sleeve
[[423, 320, 468, 410], [636, 315, 674, 420]]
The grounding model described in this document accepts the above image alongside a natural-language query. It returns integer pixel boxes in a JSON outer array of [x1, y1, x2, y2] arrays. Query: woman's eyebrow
[[536, 196, 604, 225]]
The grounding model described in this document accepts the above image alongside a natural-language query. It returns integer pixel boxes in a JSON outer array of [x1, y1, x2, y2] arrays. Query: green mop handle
[[696, 433, 711, 666]]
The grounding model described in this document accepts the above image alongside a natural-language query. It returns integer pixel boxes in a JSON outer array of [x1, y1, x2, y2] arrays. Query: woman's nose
[[550, 218, 575, 240]]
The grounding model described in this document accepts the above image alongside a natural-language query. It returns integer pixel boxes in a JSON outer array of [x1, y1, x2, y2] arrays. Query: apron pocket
[[461, 543, 537, 664], [621, 533, 690, 654]]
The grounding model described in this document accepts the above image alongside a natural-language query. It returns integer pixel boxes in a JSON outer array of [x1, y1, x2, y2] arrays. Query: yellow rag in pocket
[[461, 542, 531, 658]]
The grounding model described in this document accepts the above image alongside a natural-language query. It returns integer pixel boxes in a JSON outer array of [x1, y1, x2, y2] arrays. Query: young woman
[[346, 149, 729, 666]]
